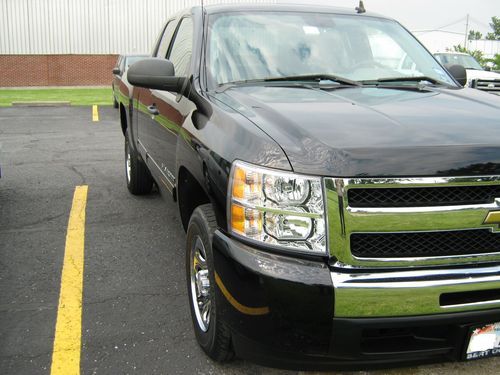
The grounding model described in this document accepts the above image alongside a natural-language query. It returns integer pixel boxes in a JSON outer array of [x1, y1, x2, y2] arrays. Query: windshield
[[434, 53, 483, 70], [207, 12, 455, 86]]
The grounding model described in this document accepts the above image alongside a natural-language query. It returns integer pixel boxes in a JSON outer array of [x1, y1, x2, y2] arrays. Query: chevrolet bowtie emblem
[[484, 211, 500, 228]]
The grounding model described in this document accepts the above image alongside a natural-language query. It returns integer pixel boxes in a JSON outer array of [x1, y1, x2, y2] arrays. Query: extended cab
[[122, 4, 500, 370]]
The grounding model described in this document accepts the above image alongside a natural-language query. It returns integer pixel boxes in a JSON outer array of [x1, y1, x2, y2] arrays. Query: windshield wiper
[[261, 74, 362, 86], [362, 76, 442, 85], [223, 74, 361, 87]]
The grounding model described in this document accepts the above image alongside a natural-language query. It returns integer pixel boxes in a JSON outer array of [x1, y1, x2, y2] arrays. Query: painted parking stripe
[[51, 185, 88, 375], [92, 105, 99, 122]]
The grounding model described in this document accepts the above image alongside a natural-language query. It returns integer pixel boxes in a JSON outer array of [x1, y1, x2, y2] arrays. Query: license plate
[[466, 322, 500, 360]]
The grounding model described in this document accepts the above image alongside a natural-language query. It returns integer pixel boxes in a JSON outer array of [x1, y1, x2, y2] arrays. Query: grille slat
[[348, 185, 500, 208], [351, 230, 500, 258], [474, 79, 500, 92]]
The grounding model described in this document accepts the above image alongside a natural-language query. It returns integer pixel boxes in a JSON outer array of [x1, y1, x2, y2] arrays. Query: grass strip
[[0, 88, 112, 106]]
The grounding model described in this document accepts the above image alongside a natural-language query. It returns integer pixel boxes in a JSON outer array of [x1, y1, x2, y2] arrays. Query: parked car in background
[[112, 54, 148, 108], [435, 52, 500, 94]]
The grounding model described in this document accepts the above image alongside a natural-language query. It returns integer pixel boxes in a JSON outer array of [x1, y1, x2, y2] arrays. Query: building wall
[[415, 30, 500, 58], [0, 0, 273, 55], [0, 55, 117, 87]]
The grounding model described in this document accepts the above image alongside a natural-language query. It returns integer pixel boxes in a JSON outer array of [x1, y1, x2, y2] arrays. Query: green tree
[[486, 16, 500, 40], [468, 30, 483, 40], [491, 54, 500, 70]]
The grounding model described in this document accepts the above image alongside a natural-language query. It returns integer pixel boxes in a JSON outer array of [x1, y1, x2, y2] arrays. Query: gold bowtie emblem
[[484, 211, 500, 227]]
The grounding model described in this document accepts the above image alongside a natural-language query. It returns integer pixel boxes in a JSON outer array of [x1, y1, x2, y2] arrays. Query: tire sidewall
[[186, 212, 218, 351]]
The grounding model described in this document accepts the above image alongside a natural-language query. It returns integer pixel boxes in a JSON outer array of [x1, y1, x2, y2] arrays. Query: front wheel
[[186, 204, 234, 362]]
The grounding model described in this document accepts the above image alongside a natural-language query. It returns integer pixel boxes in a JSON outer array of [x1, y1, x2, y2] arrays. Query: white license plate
[[466, 322, 500, 360]]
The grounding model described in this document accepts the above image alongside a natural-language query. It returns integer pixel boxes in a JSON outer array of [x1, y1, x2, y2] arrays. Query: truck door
[[148, 17, 194, 191], [135, 19, 178, 187]]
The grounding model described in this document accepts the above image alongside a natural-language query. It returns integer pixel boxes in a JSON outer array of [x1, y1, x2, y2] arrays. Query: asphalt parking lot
[[1, 105, 500, 375]]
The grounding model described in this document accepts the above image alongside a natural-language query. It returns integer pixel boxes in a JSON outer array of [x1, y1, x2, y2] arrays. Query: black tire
[[186, 204, 234, 362], [125, 131, 153, 195], [113, 95, 119, 109]]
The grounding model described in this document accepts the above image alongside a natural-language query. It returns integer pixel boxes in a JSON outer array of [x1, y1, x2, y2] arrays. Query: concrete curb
[[12, 101, 71, 107]]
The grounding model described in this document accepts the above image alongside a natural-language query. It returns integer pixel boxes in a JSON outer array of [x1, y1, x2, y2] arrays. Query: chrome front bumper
[[325, 176, 500, 318], [332, 264, 500, 317]]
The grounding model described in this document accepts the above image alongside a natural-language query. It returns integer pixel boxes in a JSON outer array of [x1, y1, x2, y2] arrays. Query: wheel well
[[119, 104, 127, 136], [178, 167, 211, 231]]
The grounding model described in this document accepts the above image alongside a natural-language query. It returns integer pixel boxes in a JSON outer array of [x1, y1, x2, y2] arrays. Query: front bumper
[[212, 231, 500, 370], [333, 263, 500, 317]]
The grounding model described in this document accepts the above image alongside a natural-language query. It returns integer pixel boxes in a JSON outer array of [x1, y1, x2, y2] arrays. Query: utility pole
[[464, 14, 470, 49]]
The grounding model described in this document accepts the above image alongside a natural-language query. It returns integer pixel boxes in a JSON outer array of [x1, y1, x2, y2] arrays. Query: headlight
[[228, 161, 326, 255]]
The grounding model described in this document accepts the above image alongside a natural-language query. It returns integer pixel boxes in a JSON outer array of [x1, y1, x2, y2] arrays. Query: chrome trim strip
[[231, 198, 323, 219], [137, 139, 174, 192], [348, 199, 500, 214], [325, 176, 500, 267], [331, 264, 500, 317]]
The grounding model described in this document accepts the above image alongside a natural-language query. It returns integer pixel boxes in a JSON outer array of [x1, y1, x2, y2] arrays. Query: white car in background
[[435, 52, 500, 95]]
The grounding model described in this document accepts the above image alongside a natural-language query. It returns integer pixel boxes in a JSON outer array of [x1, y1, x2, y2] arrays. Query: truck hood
[[466, 69, 500, 81], [213, 85, 500, 177]]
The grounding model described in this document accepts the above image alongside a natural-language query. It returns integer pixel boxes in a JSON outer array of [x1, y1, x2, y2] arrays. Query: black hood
[[213, 85, 500, 177]]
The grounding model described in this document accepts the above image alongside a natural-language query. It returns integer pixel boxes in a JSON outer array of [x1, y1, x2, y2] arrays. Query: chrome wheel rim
[[126, 143, 131, 184], [190, 236, 211, 332]]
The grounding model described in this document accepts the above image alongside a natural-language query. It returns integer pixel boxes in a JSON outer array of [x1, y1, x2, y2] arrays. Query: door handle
[[147, 104, 159, 116]]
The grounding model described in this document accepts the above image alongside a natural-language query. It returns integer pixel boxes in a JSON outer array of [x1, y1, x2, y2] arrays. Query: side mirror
[[128, 58, 188, 93], [444, 64, 467, 86], [112, 67, 121, 75]]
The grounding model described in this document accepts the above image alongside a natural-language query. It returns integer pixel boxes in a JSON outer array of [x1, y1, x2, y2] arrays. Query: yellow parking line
[[51, 185, 88, 375], [92, 105, 99, 122]]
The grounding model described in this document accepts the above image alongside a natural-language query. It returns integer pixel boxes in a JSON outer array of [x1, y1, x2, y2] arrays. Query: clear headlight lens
[[228, 161, 326, 255]]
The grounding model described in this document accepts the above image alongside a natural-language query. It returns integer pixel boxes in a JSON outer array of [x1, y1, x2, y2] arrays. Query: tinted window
[[168, 18, 193, 76], [156, 21, 177, 58]]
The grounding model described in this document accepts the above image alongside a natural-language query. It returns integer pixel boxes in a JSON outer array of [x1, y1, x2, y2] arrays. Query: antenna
[[356, 1, 366, 14]]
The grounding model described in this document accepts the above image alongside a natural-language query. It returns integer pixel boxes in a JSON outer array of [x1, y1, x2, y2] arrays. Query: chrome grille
[[325, 176, 500, 267], [347, 185, 500, 208], [351, 229, 500, 258], [472, 79, 500, 94]]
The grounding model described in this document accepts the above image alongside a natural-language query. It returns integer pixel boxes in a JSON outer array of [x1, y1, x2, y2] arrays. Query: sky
[[277, 0, 500, 54]]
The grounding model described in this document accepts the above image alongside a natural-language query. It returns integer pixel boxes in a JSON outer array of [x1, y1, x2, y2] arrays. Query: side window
[[156, 21, 177, 59], [168, 18, 193, 77], [119, 58, 126, 72]]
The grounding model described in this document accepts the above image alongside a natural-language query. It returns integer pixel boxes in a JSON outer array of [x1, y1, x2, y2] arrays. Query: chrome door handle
[[147, 104, 159, 116]]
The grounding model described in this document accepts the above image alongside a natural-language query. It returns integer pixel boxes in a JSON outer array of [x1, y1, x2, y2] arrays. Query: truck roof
[[194, 3, 389, 20]]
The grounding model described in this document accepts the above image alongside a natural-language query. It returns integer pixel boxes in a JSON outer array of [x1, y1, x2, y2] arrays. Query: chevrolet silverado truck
[[121, 4, 500, 370]]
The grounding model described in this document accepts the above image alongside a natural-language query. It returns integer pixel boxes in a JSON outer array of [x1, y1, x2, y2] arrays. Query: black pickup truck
[[120, 3, 500, 370]]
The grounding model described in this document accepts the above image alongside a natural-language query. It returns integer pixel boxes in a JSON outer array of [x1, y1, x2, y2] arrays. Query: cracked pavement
[[1, 106, 499, 374]]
